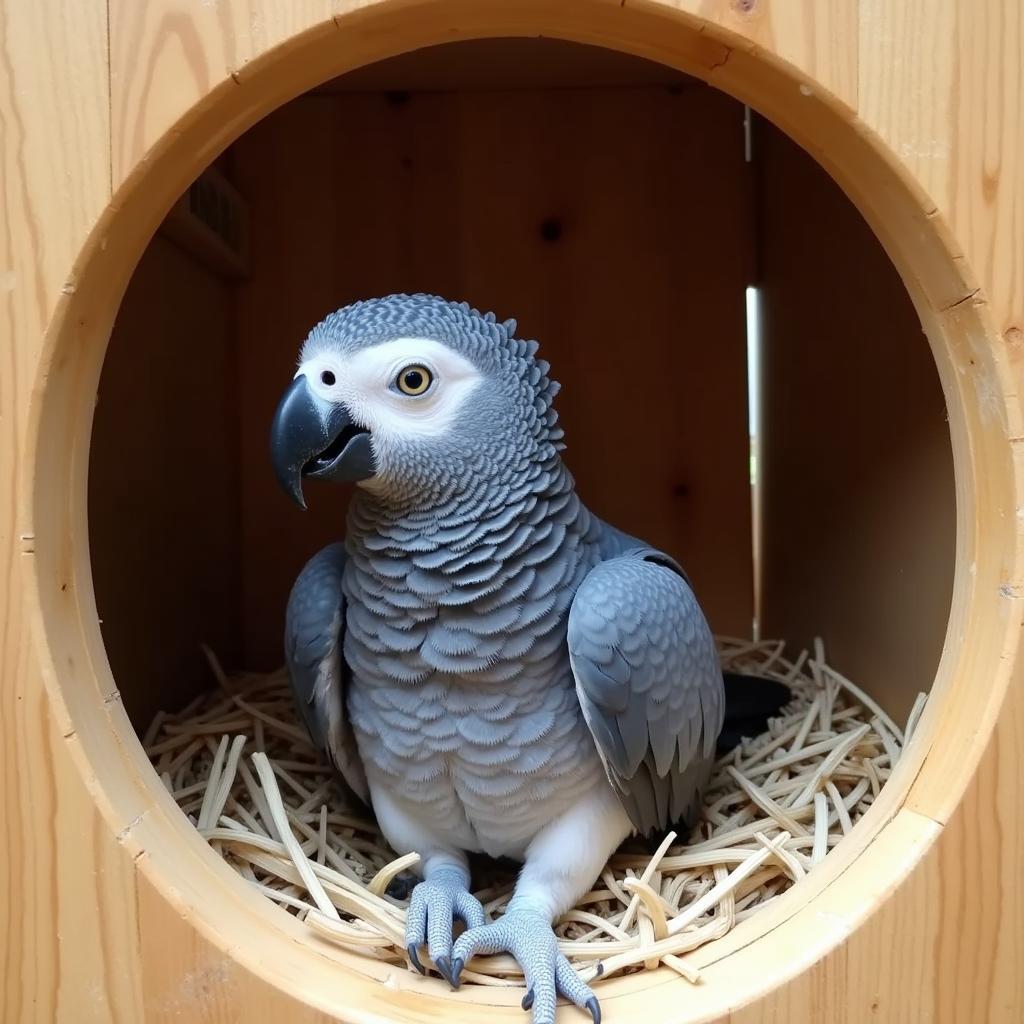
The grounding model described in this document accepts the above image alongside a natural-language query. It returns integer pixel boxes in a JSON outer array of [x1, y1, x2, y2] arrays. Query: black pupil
[[321, 370, 336, 386], [404, 370, 424, 391]]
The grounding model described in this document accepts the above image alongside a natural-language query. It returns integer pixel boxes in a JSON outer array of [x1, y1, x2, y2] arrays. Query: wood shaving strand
[[619, 830, 676, 933], [368, 851, 421, 898], [812, 793, 829, 865], [251, 752, 340, 920], [904, 691, 929, 748]]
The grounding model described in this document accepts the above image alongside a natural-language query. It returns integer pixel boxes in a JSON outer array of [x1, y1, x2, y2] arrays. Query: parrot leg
[[373, 788, 487, 984], [405, 860, 486, 984], [449, 784, 632, 1024]]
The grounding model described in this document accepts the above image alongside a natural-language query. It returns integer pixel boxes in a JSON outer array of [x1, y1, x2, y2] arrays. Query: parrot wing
[[567, 550, 725, 835], [284, 542, 369, 804]]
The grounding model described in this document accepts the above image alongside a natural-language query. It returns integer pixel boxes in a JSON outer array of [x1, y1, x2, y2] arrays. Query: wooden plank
[[231, 80, 755, 669], [0, 0, 120, 1021], [859, 0, 1024, 328], [754, 117, 956, 724], [89, 236, 240, 728], [108, 1, 340, 184], [935, 689, 1024, 1022], [5, 699, 147, 1023], [51, 737, 147, 1023], [655, 0, 860, 110]]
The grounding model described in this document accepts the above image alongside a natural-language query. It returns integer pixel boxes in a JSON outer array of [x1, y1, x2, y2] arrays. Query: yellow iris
[[396, 365, 432, 396]]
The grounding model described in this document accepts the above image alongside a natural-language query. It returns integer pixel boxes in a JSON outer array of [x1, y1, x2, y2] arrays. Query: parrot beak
[[269, 375, 376, 508]]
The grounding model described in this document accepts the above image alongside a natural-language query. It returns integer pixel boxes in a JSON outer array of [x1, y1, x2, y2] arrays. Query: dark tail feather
[[716, 671, 793, 755]]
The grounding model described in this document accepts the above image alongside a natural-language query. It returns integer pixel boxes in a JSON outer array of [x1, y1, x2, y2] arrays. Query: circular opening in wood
[[25, 6, 1012, 1021]]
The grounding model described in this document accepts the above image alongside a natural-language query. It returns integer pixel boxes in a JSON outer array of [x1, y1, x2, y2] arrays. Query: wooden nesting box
[[2, 2, 1022, 1022]]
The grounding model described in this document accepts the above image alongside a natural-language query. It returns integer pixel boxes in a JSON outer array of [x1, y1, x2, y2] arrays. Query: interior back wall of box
[[87, 40, 955, 732]]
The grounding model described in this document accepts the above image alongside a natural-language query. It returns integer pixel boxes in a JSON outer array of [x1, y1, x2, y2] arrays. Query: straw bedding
[[144, 637, 926, 987]]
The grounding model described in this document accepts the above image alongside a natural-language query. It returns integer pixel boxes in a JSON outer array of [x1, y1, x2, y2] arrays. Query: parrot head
[[270, 294, 563, 508]]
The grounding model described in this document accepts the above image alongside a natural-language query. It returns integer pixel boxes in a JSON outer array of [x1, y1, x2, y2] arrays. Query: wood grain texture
[[0, 3, 148, 1023], [3, 1, 1022, 1022], [89, 236, 240, 727], [659, 0, 859, 110], [860, 0, 1024, 329], [108, 0, 341, 184]]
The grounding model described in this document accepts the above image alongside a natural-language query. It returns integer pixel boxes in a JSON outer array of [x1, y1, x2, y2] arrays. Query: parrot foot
[[449, 910, 600, 1024], [404, 868, 486, 979]]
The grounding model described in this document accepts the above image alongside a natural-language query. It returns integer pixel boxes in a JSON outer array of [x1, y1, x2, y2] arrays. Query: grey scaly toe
[[405, 867, 486, 980], [449, 910, 600, 1024]]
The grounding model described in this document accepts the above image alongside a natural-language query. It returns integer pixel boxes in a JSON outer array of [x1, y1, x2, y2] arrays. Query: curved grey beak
[[269, 375, 376, 508]]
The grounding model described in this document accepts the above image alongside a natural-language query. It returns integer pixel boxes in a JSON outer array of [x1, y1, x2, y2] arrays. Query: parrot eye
[[320, 370, 336, 386], [395, 364, 433, 396]]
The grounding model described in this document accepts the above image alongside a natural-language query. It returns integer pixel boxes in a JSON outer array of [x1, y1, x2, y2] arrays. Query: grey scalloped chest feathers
[[343, 461, 620, 858]]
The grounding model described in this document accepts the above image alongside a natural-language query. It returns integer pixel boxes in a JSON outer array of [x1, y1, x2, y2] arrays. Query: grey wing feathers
[[567, 550, 724, 835], [284, 542, 368, 804]]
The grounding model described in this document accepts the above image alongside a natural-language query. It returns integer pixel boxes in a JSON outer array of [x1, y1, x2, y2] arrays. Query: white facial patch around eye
[[298, 338, 482, 440]]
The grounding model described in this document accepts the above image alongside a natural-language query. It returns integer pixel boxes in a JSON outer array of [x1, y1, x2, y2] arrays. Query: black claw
[[594, 962, 605, 978], [435, 955, 456, 987], [407, 943, 425, 976], [586, 996, 602, 1024], [522, 988, 535, 1011], [448, 956, 465, 990]]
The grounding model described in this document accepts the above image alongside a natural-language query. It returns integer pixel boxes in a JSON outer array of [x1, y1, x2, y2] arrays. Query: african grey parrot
[[270, 294, 725, 1024]]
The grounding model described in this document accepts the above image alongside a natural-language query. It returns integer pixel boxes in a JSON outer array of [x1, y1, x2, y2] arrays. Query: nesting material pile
[[145, 638, 926, 987]]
